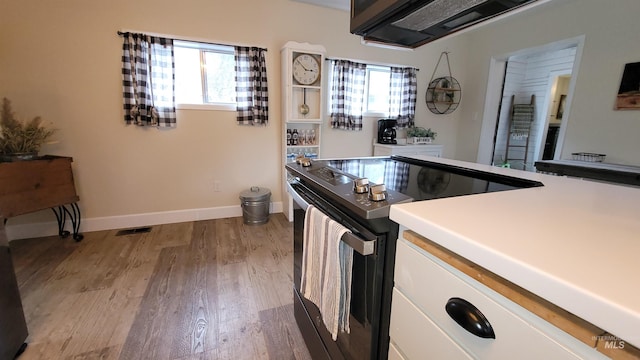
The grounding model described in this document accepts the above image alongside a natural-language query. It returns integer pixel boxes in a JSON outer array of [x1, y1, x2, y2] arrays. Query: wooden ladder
[[505, 95, 535, 170]]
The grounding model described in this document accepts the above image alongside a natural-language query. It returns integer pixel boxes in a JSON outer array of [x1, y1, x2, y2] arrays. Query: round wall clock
[[293, 53, 320, 85]]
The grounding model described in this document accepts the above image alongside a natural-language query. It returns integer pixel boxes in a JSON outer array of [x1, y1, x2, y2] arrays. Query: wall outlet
[[213, 180, 221, 192]]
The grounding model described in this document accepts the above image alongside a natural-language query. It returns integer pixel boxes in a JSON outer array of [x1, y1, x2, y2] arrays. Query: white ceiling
[[291, 0, 350, 12]]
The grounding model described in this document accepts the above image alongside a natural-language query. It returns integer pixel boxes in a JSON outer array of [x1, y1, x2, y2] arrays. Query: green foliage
[[0, 98, 56, 154], [406, 126, 437, 139]]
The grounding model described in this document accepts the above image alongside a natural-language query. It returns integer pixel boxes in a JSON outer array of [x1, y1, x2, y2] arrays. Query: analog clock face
[[293, 54, 320, 85]]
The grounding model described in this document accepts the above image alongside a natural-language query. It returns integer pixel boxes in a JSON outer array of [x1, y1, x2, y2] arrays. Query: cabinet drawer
[[390, 288, 472, 360], [394, 238, 607, 360]]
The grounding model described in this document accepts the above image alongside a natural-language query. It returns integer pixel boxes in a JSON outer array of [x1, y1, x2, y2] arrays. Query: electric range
[[285, 155, 543, 360]]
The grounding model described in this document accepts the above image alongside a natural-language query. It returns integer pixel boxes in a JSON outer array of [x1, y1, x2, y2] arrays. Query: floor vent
[[115, 226, 152, 236]]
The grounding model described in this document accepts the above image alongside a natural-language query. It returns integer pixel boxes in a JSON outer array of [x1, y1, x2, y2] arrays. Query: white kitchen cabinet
[[373, 143, 443, 157], [390, 231, 609, 360], [390, 288, 473, 360]]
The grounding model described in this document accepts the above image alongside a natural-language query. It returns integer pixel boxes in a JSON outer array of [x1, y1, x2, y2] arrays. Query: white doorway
[[540, 74, 571, 160], [476, 36, 585, 170]]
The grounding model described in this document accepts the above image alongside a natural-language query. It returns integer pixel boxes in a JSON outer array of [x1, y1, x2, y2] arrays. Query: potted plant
[[406, 127, 437, 144], [0, 97, 56, 161]]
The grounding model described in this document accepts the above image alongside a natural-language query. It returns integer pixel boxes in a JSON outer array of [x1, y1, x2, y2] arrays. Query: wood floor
[[10, 214, 312, 360]]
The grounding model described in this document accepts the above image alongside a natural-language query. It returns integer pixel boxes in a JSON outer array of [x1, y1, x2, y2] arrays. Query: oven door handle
[[287, 181, 377, 256], [288, 181, 312, 211], [341, 232, 376, 257]]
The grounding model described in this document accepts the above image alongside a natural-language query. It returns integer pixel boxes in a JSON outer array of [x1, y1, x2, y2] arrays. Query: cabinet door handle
[[445, 297, 496, 339]]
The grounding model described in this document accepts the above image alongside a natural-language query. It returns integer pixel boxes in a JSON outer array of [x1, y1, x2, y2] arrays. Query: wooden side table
[[0, 156, 82, 241]]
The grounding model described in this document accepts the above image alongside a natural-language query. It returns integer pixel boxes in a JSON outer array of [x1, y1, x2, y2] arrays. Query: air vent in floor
[[115, 226, 152, 236]]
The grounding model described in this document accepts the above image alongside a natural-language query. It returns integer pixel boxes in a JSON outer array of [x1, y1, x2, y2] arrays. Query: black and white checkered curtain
[[121, 33, 176, 128], [235, 47, 268, 125], [388, 67, 417, 128], [330, 60, 366, 131]]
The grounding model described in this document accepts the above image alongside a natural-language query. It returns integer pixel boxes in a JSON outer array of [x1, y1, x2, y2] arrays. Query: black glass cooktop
[[324, 156, 542, 201], [286, 156, 543, 219]]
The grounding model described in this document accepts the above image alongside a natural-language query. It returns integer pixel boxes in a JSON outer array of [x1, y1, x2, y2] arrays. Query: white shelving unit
[[281, 41, 326, 220]]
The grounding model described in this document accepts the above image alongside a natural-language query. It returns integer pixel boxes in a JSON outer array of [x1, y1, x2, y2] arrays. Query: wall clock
[[292, 53, 320, 85]]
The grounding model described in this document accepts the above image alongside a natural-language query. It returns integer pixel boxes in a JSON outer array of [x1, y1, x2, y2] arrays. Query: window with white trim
[[364, 66, 391, 115], [327, 63, 393, 117], [174, 40, 236, 110], [328, 59, 416, 129]]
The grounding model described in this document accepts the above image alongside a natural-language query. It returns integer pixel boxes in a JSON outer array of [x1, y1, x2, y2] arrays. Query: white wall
[[0, 0, 466, 237], [3, 0, 639, 237], [453, 0, 640, 166]]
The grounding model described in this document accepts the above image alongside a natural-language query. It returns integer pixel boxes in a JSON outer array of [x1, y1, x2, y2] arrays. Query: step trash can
[[239, 186, 271, 225]]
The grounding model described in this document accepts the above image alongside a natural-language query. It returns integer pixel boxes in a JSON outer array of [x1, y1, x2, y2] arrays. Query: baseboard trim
[[5, 201, 283, 241]]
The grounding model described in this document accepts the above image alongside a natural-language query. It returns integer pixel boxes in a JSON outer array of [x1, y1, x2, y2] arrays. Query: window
[[365, 66, 391, 115], [328, 63, 393, 116], [174, 40, 236, 110], [328, 59, 415, 130]]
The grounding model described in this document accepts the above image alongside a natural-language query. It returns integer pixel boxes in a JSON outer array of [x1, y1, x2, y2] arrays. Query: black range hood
[[351, 0, 537, 48]]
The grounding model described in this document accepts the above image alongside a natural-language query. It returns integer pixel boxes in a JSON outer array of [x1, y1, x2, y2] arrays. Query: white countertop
[[538, 159, 640, 173], [389, 155, 640, 348]]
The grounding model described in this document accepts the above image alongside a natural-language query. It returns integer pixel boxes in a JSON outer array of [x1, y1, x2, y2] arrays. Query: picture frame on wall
[[556, 94, 566, 119], [615, 62, 640, 110]]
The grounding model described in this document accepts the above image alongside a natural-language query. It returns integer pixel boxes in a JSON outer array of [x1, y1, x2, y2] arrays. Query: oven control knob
[[369, 184, 387, 202], [353, 178, 370, 194], [297, 157, 312, 167]]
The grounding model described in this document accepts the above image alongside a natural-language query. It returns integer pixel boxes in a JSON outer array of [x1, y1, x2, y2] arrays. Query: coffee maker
[[377, 119, 397, 144]]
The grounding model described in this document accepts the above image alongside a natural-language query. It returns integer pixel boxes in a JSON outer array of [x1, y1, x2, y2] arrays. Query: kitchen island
[[388, 155, 640, 358], [534, 159, 640, 187]]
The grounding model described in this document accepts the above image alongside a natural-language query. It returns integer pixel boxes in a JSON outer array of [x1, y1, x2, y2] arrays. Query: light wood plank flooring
[[10, 214, 311, 360]]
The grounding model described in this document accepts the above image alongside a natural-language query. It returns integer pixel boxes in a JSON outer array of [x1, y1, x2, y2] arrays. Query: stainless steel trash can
[[239, 186, 271, 225]]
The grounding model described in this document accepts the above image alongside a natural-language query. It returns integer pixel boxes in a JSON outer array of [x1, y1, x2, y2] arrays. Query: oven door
[[289, 180, 386, 360]]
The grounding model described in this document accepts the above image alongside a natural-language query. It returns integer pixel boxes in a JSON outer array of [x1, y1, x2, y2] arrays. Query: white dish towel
[[300, 205, 354, 341]]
